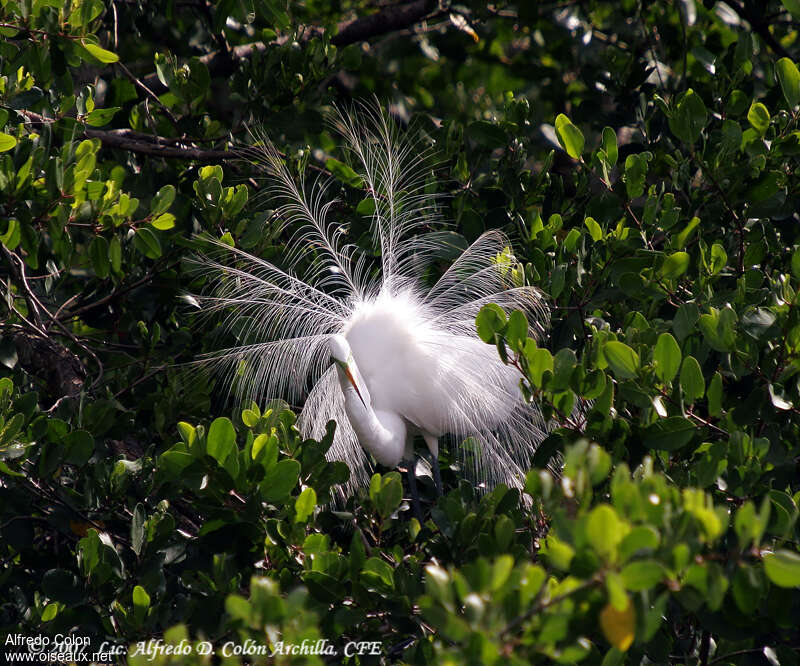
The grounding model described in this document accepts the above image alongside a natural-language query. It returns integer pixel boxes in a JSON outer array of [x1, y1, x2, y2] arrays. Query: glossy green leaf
[[151, 184, 176, 216], [85, 107, 120, 126], [604, 341, 640, 379], [89, 236, 110, 278], [261, 460, 300, 502], [644, 416, 696, 451], [325, 158, 363, 188], [659, 251, 690, 280], [776, 58, 800, 108], [584, 216, 602, 242], [555, 113, 585, 158], [601, 126, 618, 166], [294, 487, 316, 523], [82, 41, 120, 63], [764, 550, 800, 588], [476, 304, 507, 343], [0, 132, 17, 152], [668, 89, 707, 144], [679, 356, 704, 402], [206, 417, 236, 465], [747, 101, 770, 135], [654, 333, 681, 383], [132, 228, 162, 259]]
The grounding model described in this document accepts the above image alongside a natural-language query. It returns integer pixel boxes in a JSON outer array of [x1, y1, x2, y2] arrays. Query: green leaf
[[505, 310, 528, 349], [764, 550, 800, 588], [325, 158, 363, 188], [466, 121, 507, 148], [131, 503, 145, 556], [659, 251, 690, 280], [584, 216, 602, 242], [64, 430, 95, 466], [82, 41, 120, 63], [699, 307, 737, 352], [476, 304, 507, 343], [776, 58, 800, 108], [132, 228, 162, 259], [525, 344, 553, 388], [42, 569, 83, 605], [708, 243, 727, 275], [133, 585, 150, 610], [294, 487, 316, 523], [586, 505, 624, 560], [673, 303, 700, 341], [150, 184, 176, 216], [85, 107, 120, 126], [0, 219, 21, 250], [619, 526, 660, 562], [620, 560, 665, 591], [206, 417, 236, 465], [623, 152, 652, 199], [151, 213, 176, 230], [0, 413, 24, 446], [261, 459, 301, 502], [0, 132, 17, 152], [707, 372, 723, 416], [554, 113, 585, 159], [601, 126, 618, 166], [41, 603, 60, 622], [644, 416, 696, 451], [252, 433, 278, 467], [362, 557, 395, 589], [747, 101, 771, 135], [654, 333, 681, 383], [109, 236, 122, 274], [89, 236, 110, 278], [375, 472, 403, 518], [668, 89, 707, 144], [679, 356, 705, 403], [604, 341, 640, 379]]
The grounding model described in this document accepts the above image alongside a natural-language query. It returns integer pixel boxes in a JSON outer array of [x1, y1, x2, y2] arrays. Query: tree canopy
[[2, 0, 800, 663]]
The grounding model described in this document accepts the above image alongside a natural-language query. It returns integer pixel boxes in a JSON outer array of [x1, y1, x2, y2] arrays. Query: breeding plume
[[196, 104, 549, 505]]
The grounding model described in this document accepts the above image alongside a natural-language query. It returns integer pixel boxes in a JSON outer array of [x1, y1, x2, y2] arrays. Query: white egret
[[195, 104, 549, 511]]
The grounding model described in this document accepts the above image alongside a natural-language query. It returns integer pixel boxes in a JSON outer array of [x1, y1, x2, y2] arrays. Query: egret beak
[[333, 356, 368, 408]]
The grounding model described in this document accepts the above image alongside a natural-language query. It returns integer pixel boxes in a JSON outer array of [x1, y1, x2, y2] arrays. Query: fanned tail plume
[[194, 102, 552, 501]]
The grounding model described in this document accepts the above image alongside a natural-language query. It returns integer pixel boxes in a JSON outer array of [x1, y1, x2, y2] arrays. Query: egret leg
[[404, 458, 424, 521], [421, 432, 442, 496], [431, 453, 443, 497]]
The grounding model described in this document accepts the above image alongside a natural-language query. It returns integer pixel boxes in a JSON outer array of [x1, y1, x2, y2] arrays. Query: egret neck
[[330, 335, 409, 468]]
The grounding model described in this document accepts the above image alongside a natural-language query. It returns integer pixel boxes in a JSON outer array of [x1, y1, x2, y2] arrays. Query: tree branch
[[19, 110, 236, 161], [331, 0, 438, 46], [722, 0, 791, 59]]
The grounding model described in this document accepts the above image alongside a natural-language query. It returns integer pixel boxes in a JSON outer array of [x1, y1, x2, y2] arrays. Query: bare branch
[[19, 110, 236, 161], [722, 0, 791, 59]]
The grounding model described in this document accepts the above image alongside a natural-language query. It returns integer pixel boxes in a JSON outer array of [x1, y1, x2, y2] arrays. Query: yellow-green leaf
[[0, 132, 17, 152], [82, 41, 120, 63], [764, 550, 800, 588], [554, 113, 584, 159]]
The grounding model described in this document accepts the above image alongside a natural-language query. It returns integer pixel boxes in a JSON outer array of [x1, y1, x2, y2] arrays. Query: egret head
[[329, 334, 351, 367], [329, 334, 368, 408]]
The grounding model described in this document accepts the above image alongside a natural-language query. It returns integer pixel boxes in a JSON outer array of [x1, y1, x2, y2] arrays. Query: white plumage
[[195, 103, 550, 498]]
